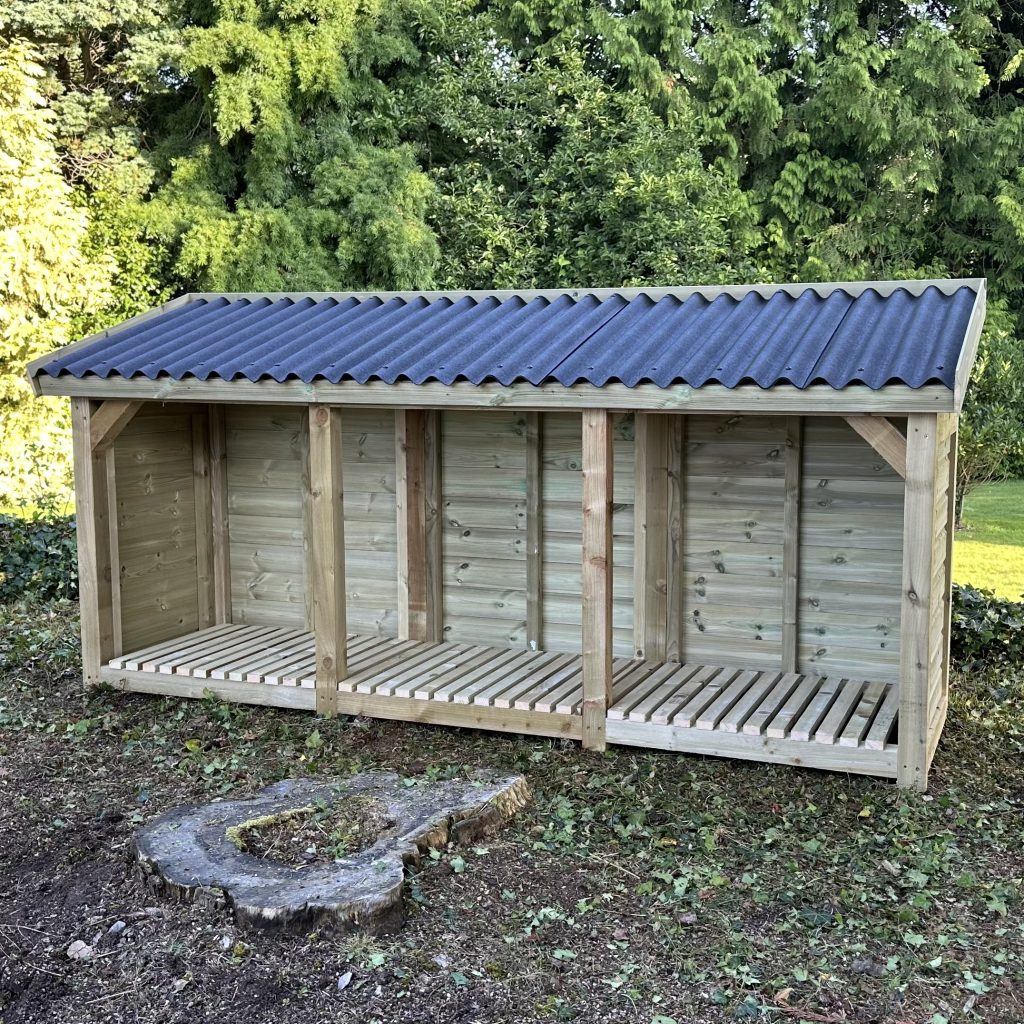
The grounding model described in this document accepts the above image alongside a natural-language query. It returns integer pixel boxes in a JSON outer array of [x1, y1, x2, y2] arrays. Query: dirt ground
[[1, 603, 1022, 1024]]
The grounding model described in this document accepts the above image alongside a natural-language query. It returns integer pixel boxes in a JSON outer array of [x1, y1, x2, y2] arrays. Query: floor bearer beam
[[396, 410, 442, 642], [634, 413, 669, 661], [71, 398, 116, 686], [582, 409, 613, 750], [898, 413, 938, 790], [309, 405, 347, 716]]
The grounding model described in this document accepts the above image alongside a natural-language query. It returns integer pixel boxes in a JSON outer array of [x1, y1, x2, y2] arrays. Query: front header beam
[[36, 375, 955, 416]]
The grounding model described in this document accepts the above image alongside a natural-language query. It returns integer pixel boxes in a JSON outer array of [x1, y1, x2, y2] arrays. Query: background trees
[[1, 0, 1022, 504]]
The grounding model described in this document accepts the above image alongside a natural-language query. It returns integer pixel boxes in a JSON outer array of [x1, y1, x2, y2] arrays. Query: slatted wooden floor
[[104, 625, 900, 776]]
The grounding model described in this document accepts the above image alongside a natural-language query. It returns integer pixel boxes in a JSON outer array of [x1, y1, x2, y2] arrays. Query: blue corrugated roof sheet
[[34, 284, 980, 390]]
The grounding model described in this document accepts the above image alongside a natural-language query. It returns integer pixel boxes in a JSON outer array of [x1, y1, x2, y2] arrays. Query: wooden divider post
[[396, 410, 442, 642], [634, 413, 670, 662], [581, 408, 613, 749], [308, 405, 347, 716]]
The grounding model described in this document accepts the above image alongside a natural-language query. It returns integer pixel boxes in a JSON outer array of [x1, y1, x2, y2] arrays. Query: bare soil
[[1, 602, 1022, 1024]]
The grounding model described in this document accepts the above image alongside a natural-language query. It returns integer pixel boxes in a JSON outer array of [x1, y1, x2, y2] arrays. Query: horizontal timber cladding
[[440, 411, 531, 647], [225, 405, 398, 635], [675, 415, 905, 681], [437, 411, 635, 655], [114, 404, 200, 651], [797, 417, 905, 682], [682, 415, 787, 669], [540, 412, 635, 658]]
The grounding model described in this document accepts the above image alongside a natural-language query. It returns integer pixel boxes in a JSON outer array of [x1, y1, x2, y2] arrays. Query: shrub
[[0, 509, 78, 604], [951, 583, 1024, 671]]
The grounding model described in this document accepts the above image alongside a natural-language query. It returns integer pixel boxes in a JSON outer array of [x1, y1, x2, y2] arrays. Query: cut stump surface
[[135, 771, 530, 933]]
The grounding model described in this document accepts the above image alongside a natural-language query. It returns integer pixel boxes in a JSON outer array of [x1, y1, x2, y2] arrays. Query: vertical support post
[[526, 412, 544, 651], [300, 410, 315, 631], [423, 411, 443, 642], [898, 413, 938, 791], [397, 410, 442, 642], [781, 416, 803, 673], [633, 413, 669, 662], [208, 406, 231, 623], [71, 398, 115, 686], [309, 405, 347, 716], [665, 416, 685, 663], [104, 447, 122, 658], [582, 409, 613, 750], [940, 420, 958, 705], [192, 410, 215, 629]]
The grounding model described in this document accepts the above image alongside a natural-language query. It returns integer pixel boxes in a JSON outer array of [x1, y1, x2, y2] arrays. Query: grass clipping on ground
[[225, 796, 395, 867]]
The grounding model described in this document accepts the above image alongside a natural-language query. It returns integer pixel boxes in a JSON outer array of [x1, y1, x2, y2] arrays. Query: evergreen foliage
[[0, 0, 1022, 503]]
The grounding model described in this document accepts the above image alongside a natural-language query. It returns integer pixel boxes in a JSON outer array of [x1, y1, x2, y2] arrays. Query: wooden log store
[[29, 280, 987, 790]]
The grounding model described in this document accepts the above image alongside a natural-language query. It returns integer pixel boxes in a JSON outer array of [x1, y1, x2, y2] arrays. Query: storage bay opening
[[29, 280, 986, 790]]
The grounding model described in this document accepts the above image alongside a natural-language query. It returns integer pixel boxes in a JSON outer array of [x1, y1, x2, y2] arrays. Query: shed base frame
[[101, 626, 899, 779]]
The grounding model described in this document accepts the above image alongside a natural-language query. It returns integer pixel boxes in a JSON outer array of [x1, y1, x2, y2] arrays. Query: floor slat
[[696, 670, 760, 731], [110, 629, 900, 762], [618, 664, 701, 722], [814, 680, 864, 744], [667, 668, 743, 728], [117, 624, 239, 671], [764, 675, 821, 739], [718, 671, 785, 733], [499, 654, 577, 710], [864, 685, 900, 750], [170, 627, 283, 677], [432, 649, 525, 703], [357, 644, 456, 696], [839, 680, 888, 747], [742, 673, 805, 736], [789, 677, 844, 743], [421, 647, 520, 704], [396, 646, 490, 699]]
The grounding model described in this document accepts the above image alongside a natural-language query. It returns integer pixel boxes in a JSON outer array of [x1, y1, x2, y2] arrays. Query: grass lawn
[[1, 602, 1022, 1024], [955, 479, 1024, 600]]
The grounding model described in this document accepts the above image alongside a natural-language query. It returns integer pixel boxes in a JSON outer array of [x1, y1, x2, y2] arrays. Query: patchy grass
[[956, 480, 1024, 600], [1, 601, 1022, 1024]]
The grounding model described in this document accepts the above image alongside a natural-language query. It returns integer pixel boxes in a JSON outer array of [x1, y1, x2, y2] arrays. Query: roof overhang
[[29, 278, 986, 415]]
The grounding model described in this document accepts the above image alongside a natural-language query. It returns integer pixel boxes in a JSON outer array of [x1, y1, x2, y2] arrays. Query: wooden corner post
[[898, 413, 938, 790], [396, 410, 442, 642], [582, 409, 613, 750], [308, 405, 347, 716], [71, 398, 116, 686]]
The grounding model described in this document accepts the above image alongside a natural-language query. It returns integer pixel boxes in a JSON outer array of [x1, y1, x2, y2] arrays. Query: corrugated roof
[[32, 283, 981, 391]]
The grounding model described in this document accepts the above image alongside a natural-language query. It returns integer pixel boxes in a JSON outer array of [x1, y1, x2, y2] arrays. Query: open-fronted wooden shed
[[30, 279, 986, 790]]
